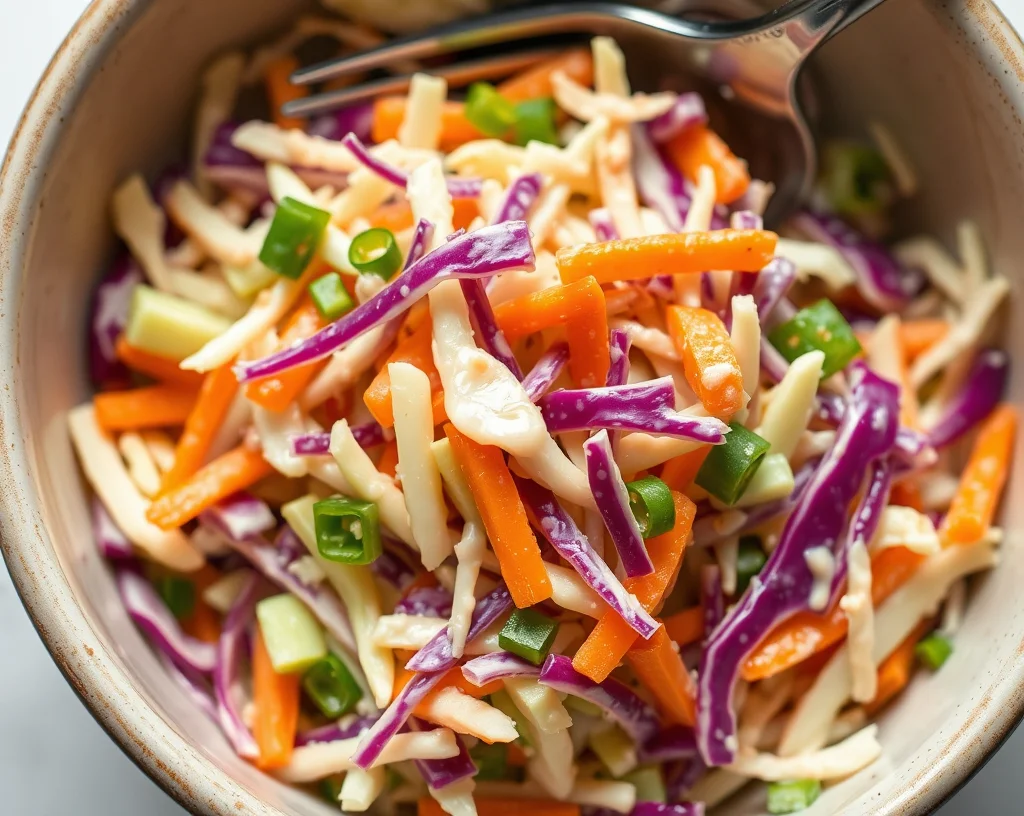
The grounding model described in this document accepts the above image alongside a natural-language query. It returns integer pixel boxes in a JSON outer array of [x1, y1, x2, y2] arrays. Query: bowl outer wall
[[0, 0, 1023, 814]]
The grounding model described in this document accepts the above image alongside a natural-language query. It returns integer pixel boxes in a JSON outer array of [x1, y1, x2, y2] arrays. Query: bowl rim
[[2, 1, 1024, 814]]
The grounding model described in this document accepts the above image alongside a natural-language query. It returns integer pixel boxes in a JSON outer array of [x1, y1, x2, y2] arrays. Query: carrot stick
[[252, 628, 301, 770], [377, 439, 400, 479], [663, 124, 750, 205], [572, 493, 697, 682], [264, 55, 307, 131], [445, 424, 552, 608], [494, 276, 609, 388], [627, 626, 697, 726], [371, 200, 416, 233], [419, 799, 580, 816], [497, 48, 594, 101], [245, 300, 326, 412], [364, 318, 446, 428], [161, 363, 239, 492], [940, 404, 1016, 546], [180, 564, 222, 644], [741, 546, 925, 682], [372, 97, 484, 151], [147, 445, 275, 530], [662, 605, 704, 647], [667, 305, 746, 417], [556, 231, 777, 285], [660, 448, 711, 493], [864, 619, 931, 716], [115, 336, 205, 388], [94, 384, 198, 431], [901, 319, 949, 360]]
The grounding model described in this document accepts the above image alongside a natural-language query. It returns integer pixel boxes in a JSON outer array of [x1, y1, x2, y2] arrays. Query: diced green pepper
[[767, 779, 822, 813], [125, 285, 232, 362], [625, 475, 676, 539], [695, 423, 772, 505], [767, 299, 862, 379], [622, 766, 666, 803], [302, 653, 363, 718], [465, 82, 518, 137], [347, 227, 403, 280], [736, 536, 767, 596], [499, 608, 560, 665], [154, 576, 196, 620], [514, 98, 560, 146], [821, 142, 893, 217], [308, 272, 354, 321], [259, 196, 331, 280], [312, 497, 383, 565], [255, 594, 327, 674], [915, 633, 953, 671]]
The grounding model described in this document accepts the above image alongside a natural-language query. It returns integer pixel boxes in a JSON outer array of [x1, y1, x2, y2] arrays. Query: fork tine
[[283, 49, 560, 117]]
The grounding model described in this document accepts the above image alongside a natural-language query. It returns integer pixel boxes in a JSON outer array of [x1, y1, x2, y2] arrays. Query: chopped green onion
[[255, 594, 328, 674], [767, 299, 863, 379], [499, 608, 559, 665], [154, 576, 196, 620], [915, 633, 953, 671], [514, 98, 560, 146], [766, 779, 822, 814], [736, 536, 768, 596], [622, 767, 667, 803], [308, 272, 354, 321], [489, 689, 532, 747], [302, 653, 363, 718], [471, 742, 509, 781], [347, 227, 403, 280], [625, 475, 676, 539], [259, 196, 331, 280], [312, 496, 382, 565], [465, 82, 518, 137], [695, 423, 772, 505], [821, 142, 893, 217], [318, 776, 344, 804]]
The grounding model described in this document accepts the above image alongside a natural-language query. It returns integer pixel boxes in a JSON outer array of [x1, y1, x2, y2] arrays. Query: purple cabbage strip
[[648, 92, 707, 143], [203, 493, 276, 542], [648, 275, 676, 300], [307, 104, 374, 144], [371, 546, 418, 591], [633, 124, 688, 232], [116, 568, 217, 674], [829, 458, 893, 604], [584, 430, 653, 577], [760, 337, 789, 384], [606, 327, 631, 388], [410, 718, 478, 790], [696, 364, 900, 765], [89, 254, 143, 388], [461, 652, 541, 686], [752, 258, 796, 320], [405, 218, 435, 269], [638, 725, 699, 764], [236, 221, 536, 382], [492, 172, 543, 224], [295, 714, 378, 747], [290, 421, 388, 456], [352, 672, 446, 770], [93, 497, 135, 560], [730, 210, 763, 231], [540, 654, 661, 744], [817, 392, 937, 472], [461, 278, 524, 378], [701, 564, 724, 640], [791, 211, 924, 312], [540, 378, 729, 443], [213, 570, 261, 758], [341, 133, 482, 198], [514, 476, 659, 639], [159, 652, 218, 722], [522, 342, 571, 402], [406, 582, 513, 672], [589, 208, 619, 241], [927, 348, 1009, 449], [394, 584, 454, 617], [666, 756, 707, 803], [634, 804, 705, 816], [274, 524, 306, 563]]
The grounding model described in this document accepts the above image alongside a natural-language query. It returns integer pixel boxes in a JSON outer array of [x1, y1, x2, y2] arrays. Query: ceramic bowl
[[1, 0, 1022, 813]]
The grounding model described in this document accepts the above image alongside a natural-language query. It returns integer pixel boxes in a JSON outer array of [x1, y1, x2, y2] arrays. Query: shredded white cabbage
[[841, 539, 877, 703], [417, 685, 519, 743], [504, 677, 573, 735], [957, 220, 988, 298], [940, 578, 967, 636], [194, 52, 245, 198], [111, 175, 176, 291], [340, 767, 385, 812], [869, 121, 918, 198], [869, 505, 940, 556], [165, 179, 263, 267], [597, 123, 643, 240], [287, 555, 326, 587], [529, 182, 571, 251], [894, 236, 965, 303], [202, 569, 252, 613], [429, 777, 477, 816], [117, 431, 162, 498], [756, 350, 825, 460], [730, 294, 761, 425], [738, 674, 795, 751], [775, 238, 858, 291], [545, 562, 605, 617], [398, 73, 447, 150], [714, 535, 739, 596], [730, 724, 882, 781], [140, 430, 176, 473], [251, 401, 313, 478], [609, 318, 679, 361]]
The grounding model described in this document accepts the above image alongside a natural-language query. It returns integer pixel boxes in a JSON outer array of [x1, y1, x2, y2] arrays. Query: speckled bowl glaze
[[1, 0, 1022, 813]]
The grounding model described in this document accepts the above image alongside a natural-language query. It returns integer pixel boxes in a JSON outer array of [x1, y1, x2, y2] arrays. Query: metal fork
[[284, 0, 890, 224]]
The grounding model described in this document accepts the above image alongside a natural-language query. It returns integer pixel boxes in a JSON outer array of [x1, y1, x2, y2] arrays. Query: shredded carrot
[[572, 493, 697, 682], [372, 97, 484, 152], [419, 799, 580, 816], [890, 478, 925, 512], [741, 546, 925, 681], [666, 305, 746, 417], [180, 564, 223, 643], [370, 198, 478, 234], [940, 404, 1016, 546], [901, 319, 949, 361], [364, 318, 446, 428], [663, 124, 750, 205], [445, 425, 552, 608], [377, 439, 400, 479], [94, 384, 198, 432], [556, 231, 777, 286], [864, 619, 932, 716], [627, 626, 697, 726], [115, 336, 205, 388], [893, 317, 919, 428], [494, 276, 609, 388], [264, 55, 307, 131], [161, 363, 239, 492], [660, 448, 712, 493], [662, 605, 704, 648], [252, 628, 301, 770], [506, 743, 528, 767], [147, 444, 275, 530], [497, 48, 594, 101], [245, 300, 326, 412]]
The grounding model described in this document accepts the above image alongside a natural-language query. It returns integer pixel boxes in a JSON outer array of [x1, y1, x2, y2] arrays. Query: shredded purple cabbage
[[829, 458, 893, 604], [308, 104, 374, 144], [461, 652, 541, 686], [93, 497, 135, 560], [295, 715, 378, 747], [394, 584, 454, 617], [701, 564, 724, 640], [927, 348, 1008, 449], [648, 93, 707, 143], [492, 172, 543, 224], [290, 421, 388, 456], [213, 570, 261, 758], [522, 342, 570, 402], [341, 134, 482, 198], [606, 328, 631, 388], [638, 725, 700, 764], [589, 208, 619, 241], [410, 718, 478, 790], [89, 254, 143, 388], [204, 493, 276, 542], [461, 278, 523, 378]]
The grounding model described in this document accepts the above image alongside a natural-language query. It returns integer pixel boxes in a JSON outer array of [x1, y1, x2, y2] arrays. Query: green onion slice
[[154, 576, 196, 620], [735, 536, 768, 596], [822, 142, 893, 217], [302, 652, 363, 718], [259, 196, 331, 280], [308, 271, 354, 321], [312, 496, 383, 565], [767, 779, 822, 814], [348, 227, 403, 280], [514, 98, 560, 146], [915, 632, 953, 671], [695, 423, 772, 506], [767, 299, 862, 379], [465, 82, 518, 137], [625, 476, 676, 539]]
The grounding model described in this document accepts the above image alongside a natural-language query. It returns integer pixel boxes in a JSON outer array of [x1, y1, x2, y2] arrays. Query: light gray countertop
[[0, 2, 1022, 814]]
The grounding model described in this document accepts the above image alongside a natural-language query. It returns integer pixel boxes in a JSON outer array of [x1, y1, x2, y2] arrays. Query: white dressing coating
[[775, 238, 857, 290], [283, 495, 394, 708], [111, 175, 176, 291], [756, 350, 825, 459], [840, 539, 877, 703], [117, 431, 162, 498], [390, 363, 452, 570], [780, 534, 999, 755], [398, 73, 447, 150], [275, 729, 459, 782], [417, 685, 519, 743], [165, 179, 263, 266], [340, 767, 385, 812], [869, 505, 940, 556], [730, 725, 882, 781], [194, 52, 245, 198], [68, 404, 203, 572], [330, 419, 415, 547], [804, 546, 836, 612]]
